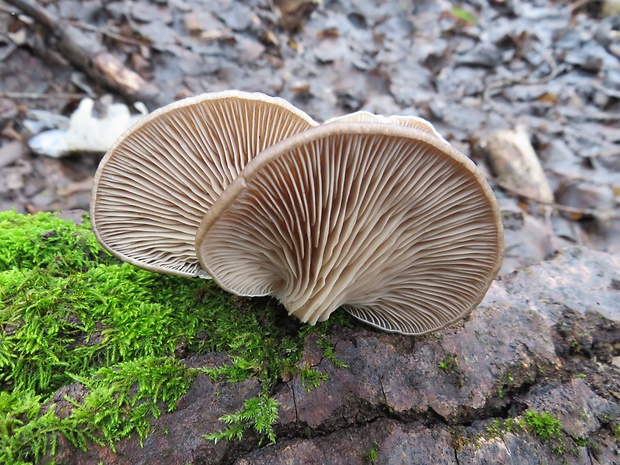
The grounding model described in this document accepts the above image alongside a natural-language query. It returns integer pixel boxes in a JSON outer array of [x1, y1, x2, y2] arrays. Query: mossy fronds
[[0, 211, 351, 462]]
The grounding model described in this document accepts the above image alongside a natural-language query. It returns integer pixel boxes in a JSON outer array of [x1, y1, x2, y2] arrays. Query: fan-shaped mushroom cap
[[195, 121, 504, 335], [90, 90, 318, 277]]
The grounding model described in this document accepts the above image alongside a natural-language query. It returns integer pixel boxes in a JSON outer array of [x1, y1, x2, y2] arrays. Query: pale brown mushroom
[[195, 121, 504, 335], [90, 90, 318, 277]]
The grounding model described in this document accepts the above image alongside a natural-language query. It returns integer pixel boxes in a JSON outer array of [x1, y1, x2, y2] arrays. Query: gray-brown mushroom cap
[[90, 90, 318, 278], [195, 121, 504, 335]]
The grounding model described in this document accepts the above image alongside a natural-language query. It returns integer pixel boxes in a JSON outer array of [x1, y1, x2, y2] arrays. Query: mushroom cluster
[[91, 91, 504, 335]]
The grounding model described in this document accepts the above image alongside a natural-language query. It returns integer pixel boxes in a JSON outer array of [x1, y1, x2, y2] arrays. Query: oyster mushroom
[[90, 90, 318, 277], [195, 120, 504, 335]]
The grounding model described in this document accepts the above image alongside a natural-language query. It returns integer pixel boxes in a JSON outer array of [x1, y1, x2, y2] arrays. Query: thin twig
[[68, 21, 148, 48], [0, 33, 17, 61], [0, 4, 18, 16], [591, 82, 620, 100], [0, 91, 88, 100], [483, 50, 560, 112], [4, 0, 163, 107], [497, 181, 619, 219], [569, 0, 596, 14], [3, 0, 55, 31], [561, 110, 620, 122]]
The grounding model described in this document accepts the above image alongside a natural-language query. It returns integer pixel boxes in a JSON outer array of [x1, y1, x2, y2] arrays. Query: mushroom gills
[[196, 121, 503, 335], [90, 90, 318, 278]]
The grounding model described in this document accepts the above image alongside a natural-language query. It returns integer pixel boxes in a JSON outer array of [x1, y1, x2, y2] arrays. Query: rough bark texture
[[49, 247, 620, 464]]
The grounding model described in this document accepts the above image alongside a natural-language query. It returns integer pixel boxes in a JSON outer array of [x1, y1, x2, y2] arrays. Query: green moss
[[365, 441, 379, 463], [524, 410, 562, 442], [0, 210, 113, 272], [487, 411, 562, 442], [485, 417, 524, 438], [204, 394, 279, 445], [0, 211, 351, 463], [67, 357, 195, 445], [300, 366, 329, 391], [574, 437, 587, 448], [317, 334, 348, 368], [0, 263, 225, 394], [2, 357, 195, 463], [438, 354, 458, 372]]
